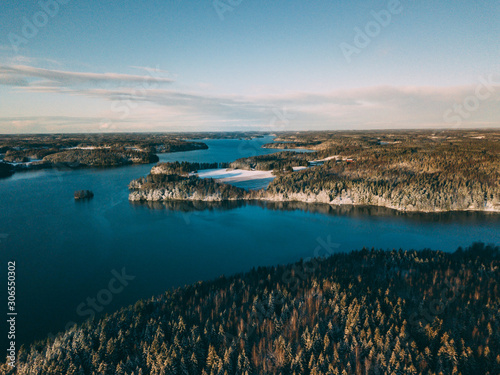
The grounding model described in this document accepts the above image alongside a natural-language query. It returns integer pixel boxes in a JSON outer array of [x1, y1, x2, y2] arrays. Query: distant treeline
[[151, 162, 231, 176], [230, 152, 313, 173], [263, 141, 322, 149], [0, 134, 210, 175], [3, 148, 60, 163], [43, 149, 160, 168], [0, 133, 208, 154], [5, 243, 499, 374]]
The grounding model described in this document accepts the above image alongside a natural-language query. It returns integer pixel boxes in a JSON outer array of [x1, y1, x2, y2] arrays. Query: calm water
[[0, 136, 499, 349]]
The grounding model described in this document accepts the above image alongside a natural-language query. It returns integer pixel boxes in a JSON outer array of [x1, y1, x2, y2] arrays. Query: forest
[[265, 131, 500, 212], [230, 152, 312, 173], [130, 130, 500, 212], [150, 162, 231, 176], [3, 243, 498, 375], [42, 149, 160, 168], [0, 133, 208, 155], [0, 134, 208, 176], [262, 142, 322, 150], [129, 172, 246, 202]]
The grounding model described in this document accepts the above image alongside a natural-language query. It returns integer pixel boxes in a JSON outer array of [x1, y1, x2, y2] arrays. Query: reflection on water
[[131, 199, 500, 224], [130, 199, 247, 212]]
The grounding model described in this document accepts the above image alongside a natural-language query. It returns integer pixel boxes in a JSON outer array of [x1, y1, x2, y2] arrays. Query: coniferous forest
[[2, 0, 499, 373], [4, 243, 498, 375], [128, 130, 500, 212]]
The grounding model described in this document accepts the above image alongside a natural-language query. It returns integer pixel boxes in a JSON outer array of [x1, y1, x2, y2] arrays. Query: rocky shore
[[129, 185, 500, 213], [128, 170, 500, 213]]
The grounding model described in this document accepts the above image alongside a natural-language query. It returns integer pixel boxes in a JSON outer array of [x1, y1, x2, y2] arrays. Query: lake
[[0, 135, 499, 349]]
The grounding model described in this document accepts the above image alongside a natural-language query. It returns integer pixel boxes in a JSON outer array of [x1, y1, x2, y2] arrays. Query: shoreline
[[128, 191, 500, 214]]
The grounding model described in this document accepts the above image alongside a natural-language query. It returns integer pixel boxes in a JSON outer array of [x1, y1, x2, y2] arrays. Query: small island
[[74, 190, 94, 200]]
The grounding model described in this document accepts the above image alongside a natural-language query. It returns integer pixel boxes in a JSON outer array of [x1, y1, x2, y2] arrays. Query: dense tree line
[[153, 141, 208, 154], [131, 130, 500, 212], [151, 162, 231, 176], [266, 139, 500, 212], [0, 134, 208, 154], [129, 173, 246, 202], [3, 148, 60, 163], [230, 152, 312, 172], [172, 132, 266, 140], [0, 134, 209, 175], [262, 141, 322, 149], [42, 149, 160, 168], [268, 130, 500, 152], [4, 243, 498, 374]]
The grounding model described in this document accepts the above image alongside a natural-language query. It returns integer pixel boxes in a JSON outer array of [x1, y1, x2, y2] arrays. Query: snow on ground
[[195, 158, 332, 188], [7, 159, 43, 166], [197, 168, 275, 183], [196, 168, 278, 190], [197, 164, 320, 185], [67, 146, 111, 150]]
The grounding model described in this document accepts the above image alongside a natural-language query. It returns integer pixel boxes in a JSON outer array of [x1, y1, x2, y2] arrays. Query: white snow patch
[[197, 168, 275, 183]]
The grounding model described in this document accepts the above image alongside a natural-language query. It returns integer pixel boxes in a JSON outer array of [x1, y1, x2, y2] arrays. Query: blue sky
[[0, 0, 499, 133]]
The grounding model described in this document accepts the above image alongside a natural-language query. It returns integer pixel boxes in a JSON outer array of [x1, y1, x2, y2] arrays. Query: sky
[[0, 0, 499, 133]]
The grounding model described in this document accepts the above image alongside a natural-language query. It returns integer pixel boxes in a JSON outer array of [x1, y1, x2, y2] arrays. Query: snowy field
[[196, 167, 307, 190]]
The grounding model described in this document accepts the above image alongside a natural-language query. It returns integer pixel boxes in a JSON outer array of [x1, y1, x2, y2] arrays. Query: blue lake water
[[0, 136, 499, 349]]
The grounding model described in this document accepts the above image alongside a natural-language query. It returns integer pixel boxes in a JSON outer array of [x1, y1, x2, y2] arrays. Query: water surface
[[0, 136, 498, 348]]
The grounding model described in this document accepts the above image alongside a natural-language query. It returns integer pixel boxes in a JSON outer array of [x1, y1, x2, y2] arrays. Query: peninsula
[[129, 130, 500, 213]]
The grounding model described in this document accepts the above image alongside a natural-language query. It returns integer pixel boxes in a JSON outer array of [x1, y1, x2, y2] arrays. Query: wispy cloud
[[0, 65, 175, 88], [0, 116, 111, 134], [130, 65, 175, 77], [0, 64, 499, 133], [0, 75, 29, 86]]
